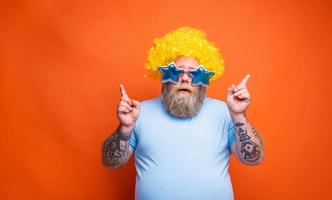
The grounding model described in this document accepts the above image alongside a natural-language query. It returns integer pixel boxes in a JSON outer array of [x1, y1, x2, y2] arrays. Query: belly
[[135, 166, 234, 200]]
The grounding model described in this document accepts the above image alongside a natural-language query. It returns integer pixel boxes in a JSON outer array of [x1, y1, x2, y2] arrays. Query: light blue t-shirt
[[129, 96, 236, 200]]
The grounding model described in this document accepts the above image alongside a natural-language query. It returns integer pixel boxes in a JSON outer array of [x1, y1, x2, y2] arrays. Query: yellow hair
[[145, 27, 224, 81]]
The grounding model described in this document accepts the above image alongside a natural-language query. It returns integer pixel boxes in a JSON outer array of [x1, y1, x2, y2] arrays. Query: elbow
[[241, 154, 265, 166], [101, 159, 124, 170], [101, 153, 125, 170]]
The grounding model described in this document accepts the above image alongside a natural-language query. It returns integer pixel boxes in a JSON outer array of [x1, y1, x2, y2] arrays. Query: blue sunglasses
[[158, 62, 215, 87]]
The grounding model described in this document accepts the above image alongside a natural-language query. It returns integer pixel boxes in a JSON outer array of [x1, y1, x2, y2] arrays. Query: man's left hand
[[226, 74, 251, 115]]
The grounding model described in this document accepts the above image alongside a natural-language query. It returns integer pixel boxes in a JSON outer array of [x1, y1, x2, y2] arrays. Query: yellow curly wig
[[145, 27, 224, 81]]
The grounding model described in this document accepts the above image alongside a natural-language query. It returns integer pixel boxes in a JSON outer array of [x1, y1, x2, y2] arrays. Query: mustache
[[177, 85, 193, 92]]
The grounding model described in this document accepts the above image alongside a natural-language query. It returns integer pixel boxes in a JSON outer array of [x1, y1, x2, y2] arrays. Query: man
[[102, 27, 264, 200]]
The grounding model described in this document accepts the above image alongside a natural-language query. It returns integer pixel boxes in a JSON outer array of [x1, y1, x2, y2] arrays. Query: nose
[[179, 72, 192, 84]]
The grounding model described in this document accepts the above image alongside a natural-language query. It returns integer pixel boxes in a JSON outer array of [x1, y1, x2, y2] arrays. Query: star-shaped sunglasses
[[158, 62, 215, 87]]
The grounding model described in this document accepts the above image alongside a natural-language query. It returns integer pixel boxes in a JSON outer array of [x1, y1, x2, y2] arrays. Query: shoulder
[[134, 96, 165, 126], [139, 96, 162, 107], [200, 97, 230, 120], [204, 96, 228, 111], [138, 96, 164, 113]]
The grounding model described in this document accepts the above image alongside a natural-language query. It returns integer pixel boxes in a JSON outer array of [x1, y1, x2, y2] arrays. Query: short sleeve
[[128, 128, 137, 150], [226, 107, 236, 151]]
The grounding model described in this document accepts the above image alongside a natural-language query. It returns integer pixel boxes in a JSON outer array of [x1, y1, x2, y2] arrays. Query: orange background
[[1, 0, 332, 199]]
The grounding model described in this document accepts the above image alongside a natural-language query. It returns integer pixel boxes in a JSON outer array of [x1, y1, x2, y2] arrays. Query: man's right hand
[[117, 84, 140, 134]]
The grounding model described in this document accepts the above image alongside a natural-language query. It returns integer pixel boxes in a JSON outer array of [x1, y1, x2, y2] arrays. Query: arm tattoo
[[102, 128, 131, 168], [252, 127, 262, 142], [235, 122, 262, 162]]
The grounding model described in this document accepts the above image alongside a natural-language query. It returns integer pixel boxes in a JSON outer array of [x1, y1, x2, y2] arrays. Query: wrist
[[116, 125, 133, 141], [230, 112, 247, 123], [118, 124, 134, 135]]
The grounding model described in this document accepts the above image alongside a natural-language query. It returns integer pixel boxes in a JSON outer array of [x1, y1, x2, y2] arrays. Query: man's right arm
[[101, 126, 134, 169], [102, 84, 139, 169]]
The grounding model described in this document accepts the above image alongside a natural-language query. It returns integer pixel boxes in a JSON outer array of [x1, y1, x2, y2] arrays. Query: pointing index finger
[[119, 84, 129, 99], [239, 74, 251, 86]]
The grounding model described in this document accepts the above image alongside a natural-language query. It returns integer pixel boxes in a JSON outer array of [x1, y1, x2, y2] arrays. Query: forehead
[[174, 56, 199, 70]]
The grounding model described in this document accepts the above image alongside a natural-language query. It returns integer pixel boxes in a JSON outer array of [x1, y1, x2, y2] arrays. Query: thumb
[[227, 85, 234, 97], [132, 99, 140, 109]]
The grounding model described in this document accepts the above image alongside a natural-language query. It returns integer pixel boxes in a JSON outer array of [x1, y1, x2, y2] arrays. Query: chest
[[134, 111, 229, 163]]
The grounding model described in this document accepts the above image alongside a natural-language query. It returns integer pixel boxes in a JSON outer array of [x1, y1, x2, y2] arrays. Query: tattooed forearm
[[235, 122, 263, 163], [252, 127, 263, 145], [102, 128, 132, 168]]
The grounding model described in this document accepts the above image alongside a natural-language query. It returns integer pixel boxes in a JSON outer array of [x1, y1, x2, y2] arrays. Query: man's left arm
[[226, 74, 265, 166], [230, 113, 264, 165]]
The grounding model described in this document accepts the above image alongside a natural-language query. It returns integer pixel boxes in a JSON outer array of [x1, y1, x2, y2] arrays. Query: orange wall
[[1, 0, 331, 199]]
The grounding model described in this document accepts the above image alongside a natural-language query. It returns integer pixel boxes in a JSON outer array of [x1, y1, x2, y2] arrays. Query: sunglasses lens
[[189, 66, 215, 87], [159, 63, 184, 84], [159, 63, 214, 86]]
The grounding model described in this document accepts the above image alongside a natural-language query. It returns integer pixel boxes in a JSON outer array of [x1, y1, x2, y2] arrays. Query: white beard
[[161, 83, 206, 118]]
